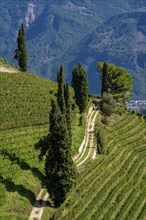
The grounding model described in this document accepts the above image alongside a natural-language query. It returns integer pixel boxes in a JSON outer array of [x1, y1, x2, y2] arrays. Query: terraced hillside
[[29, 107, 99, 220], [0, 71, 86, 220], [53, 113, 146, 220], [1, 70, 146, 220]]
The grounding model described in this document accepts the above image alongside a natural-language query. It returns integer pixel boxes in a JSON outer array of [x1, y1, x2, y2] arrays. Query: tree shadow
[[31, 167, 45, 183], [34, 199, 52, 208], [0, 175, 35, 205], [34, 135, 50, 161], [0, 149, 45, 184]]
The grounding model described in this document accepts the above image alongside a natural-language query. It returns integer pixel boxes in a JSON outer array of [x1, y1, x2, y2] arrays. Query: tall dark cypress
[[14, 23, 28, 72], [72, 63, 88, 113], [57, 64, 66, 114], [101, 62, 109, 96], [45, 100, 76, 207], [64, 83, 72, 146]]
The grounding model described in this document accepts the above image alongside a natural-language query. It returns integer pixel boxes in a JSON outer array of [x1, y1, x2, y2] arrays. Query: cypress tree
[[14, 23, 27, 72], [72, 63, 88, 113], [45, 100, 76, 207], [64, 83, 72, 146], [101, 62, 109, 96], [57, 64, 66, 114]]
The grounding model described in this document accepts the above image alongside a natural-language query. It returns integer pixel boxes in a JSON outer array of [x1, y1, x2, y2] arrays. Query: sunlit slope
[[0, 72, 56, 219], [0, 72, 57, 129], [53, 113, 146, 220], [0, 71, 84, 219]]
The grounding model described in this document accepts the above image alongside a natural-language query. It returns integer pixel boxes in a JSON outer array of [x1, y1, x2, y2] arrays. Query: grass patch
[[41, 206, 55, 220], [71, 112, 86, 156]]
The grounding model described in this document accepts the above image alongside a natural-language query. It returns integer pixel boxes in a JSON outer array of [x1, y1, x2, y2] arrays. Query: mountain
[[0, 0, 146, 98], [68, 11, 146, 98]]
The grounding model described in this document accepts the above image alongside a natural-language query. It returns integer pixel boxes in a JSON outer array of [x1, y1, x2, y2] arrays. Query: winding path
[[29, 106, 98, 220], [76, 110, 98, 167]]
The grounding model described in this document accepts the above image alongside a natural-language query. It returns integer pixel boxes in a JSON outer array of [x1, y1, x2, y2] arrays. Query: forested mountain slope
[[0, 0, 146, 97], [70, 11, 146, 98]]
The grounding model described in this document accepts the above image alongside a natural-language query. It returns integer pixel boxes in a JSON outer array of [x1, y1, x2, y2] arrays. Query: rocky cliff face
[[24, 3, 36, 28], [0, 0, 146, 98]]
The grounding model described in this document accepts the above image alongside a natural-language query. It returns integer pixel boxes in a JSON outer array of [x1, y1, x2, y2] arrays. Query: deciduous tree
[[97, 62, 132, 105]]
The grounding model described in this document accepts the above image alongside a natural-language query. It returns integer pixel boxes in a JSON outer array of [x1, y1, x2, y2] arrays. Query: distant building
[[126, 100, 146, 113]]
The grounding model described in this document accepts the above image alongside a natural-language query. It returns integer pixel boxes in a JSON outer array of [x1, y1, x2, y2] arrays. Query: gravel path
[[29, 106, 98, 220], [76, 111, 98, 167], [29, 189, 49, 220], [0, 66, 19, 73], [74, 108, 95, 164]]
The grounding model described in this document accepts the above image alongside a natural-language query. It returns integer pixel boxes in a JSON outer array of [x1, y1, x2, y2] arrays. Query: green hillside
[[0, 71, 57, 129], [0, 71, 85, 219], [0, 70, 146, 220], [53, 113, 146, 220], [0, 0, 145, 97]]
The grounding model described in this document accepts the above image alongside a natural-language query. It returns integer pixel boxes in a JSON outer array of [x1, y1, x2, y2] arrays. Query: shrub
[[100, 93, 117, 116], [95, 119, 108, 155], [96, 128, 108, 154]]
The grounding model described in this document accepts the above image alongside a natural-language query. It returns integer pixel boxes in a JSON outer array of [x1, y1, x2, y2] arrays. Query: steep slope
[[53, 113, 146, 220], [0, 71, 57, 129], [0, 0, 146, 97], [29, 107, 98, 220], [0, 71, 85, 219], [0, 71, 56, 219], [68, 11, 146, 98]]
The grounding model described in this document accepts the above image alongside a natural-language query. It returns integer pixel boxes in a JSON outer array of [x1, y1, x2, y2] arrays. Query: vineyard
[[0, 71, 86, 219], [0, 71, 146, 220], [53, 113, 146, 220], [0, 72, 57, 129]]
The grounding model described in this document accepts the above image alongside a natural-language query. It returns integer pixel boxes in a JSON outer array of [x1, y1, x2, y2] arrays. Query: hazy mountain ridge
[[0, 0, 146, 98], [69, 11, 146, 97]]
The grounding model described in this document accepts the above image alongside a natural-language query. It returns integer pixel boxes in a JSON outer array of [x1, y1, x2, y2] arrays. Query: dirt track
[[29, 107, 98, 220], [0, 66, 19, 73]]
